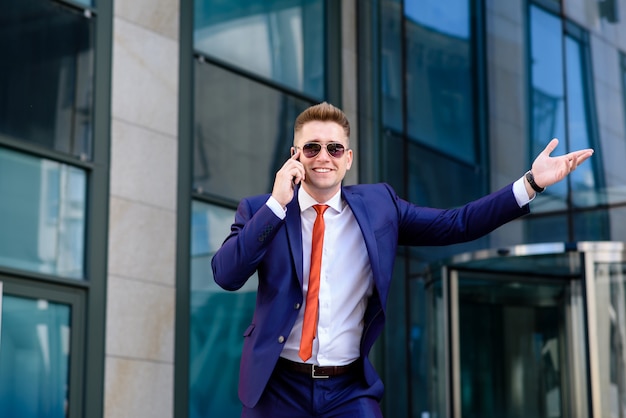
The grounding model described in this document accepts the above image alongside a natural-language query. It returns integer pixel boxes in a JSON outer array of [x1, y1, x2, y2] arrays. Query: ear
[[346, 149, 353, 170]]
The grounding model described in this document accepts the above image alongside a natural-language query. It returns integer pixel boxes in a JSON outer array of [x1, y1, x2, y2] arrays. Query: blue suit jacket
[[211, 182, 529, 408]]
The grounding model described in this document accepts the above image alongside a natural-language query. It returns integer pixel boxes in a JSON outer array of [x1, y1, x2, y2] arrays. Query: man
[[211, 102, 593, 417]]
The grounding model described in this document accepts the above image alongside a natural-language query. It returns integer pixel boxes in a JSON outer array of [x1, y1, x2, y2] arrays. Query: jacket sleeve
[[395, 182, 530, 246], [211, 197, 284, 291]]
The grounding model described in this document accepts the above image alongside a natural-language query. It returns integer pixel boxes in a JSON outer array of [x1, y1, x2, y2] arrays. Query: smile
[[313, 168, 332, 173]]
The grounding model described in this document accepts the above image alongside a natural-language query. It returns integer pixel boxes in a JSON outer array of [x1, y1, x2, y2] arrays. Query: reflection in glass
[[194, 0, 325, 98], [0, 148, 86, 279], [0, 295, 71, 418], [189, 201, 257, 418], [194, 62, 313, 202], [0, 0, 94, 159]]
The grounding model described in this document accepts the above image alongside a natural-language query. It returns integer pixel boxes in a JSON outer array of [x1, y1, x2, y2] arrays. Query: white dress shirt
[[265, 177, 532, 365]]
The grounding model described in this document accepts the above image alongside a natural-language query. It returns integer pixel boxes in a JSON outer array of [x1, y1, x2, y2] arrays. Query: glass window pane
[[69, 0, 93, 7], [0, 294, 71, 418], [0, 148, 86, 279], [529, 5, 567, 208], [194, 0, 325, 98], [0, 0, 94, 159], [194, 62, 313, 201], [622, 53, 626, 128], [405, 0, 476, 163], [407, 142, 483, 208], [565, 35, 600, 208], [189, 201, 257, 418], [524, 213, 568, 244], [573, 210, 610, 241], [381, 0, 404, 132]]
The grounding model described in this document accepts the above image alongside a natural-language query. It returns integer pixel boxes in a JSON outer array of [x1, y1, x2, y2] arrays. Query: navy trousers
[[241, 361, 384, 418]]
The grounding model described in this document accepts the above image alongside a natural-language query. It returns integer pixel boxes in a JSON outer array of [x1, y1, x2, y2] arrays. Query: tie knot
[[313, 204, 329, 216]]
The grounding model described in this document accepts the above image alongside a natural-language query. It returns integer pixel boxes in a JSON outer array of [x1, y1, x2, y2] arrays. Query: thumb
[[542, 138, 559, 157]]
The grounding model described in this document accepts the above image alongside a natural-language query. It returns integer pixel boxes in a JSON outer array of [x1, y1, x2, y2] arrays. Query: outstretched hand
[[530, 138, 594, 190]]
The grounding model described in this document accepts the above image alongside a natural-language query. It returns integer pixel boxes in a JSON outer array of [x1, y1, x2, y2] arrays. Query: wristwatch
[[525, 170, 545, 193]]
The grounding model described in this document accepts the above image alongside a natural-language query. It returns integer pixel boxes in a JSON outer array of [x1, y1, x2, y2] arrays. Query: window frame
[[0, 0, 112, 416], [175, 0, 343, 416]]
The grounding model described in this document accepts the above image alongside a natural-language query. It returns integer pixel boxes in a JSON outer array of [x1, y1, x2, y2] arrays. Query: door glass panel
[[593, 262, 626, 417], [457, 272, 578, 418], [0, 147, 86, 279], [0, 294, 71, 418]]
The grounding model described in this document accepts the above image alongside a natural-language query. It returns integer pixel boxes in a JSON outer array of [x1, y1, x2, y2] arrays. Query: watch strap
[[525, 170, 545, 193]]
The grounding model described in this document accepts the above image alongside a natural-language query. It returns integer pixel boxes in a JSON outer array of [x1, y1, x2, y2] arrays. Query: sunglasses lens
[[327, 143, 345, 158], [302, 143, 322, 158]]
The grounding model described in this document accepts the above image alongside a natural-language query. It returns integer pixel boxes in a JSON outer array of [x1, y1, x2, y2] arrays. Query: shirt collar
[[298, 187, 343, 214]]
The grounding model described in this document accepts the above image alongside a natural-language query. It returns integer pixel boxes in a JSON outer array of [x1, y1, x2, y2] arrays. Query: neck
[[301, 184, 340, 204]]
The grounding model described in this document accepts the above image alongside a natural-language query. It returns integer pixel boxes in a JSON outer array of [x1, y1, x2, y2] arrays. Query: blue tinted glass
[[189, 201, 257, 418], [70, 0, 93, 6], [529, 5, 567, 208], [381, 0, 403, 132], [405, 0, 468, 38], [0, 295, 71, 418], [404, 0, 476, 163], [407, 142, 483, 208], [573, 210, 610, 241], [0, 148, 86, 279], [0, 0, 94, 159], [565, 36, 600, 207], [194, 0, 325, 98], [623, 54, 626, 125], [525, 213, 568, 244], [194, 61, 313, 201]]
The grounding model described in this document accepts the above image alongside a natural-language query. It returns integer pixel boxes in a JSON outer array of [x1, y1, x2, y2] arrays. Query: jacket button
[[294, 303, 301, 310], [277, 336, 285, 344]]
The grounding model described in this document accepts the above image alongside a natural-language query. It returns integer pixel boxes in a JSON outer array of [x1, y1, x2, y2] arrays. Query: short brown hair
[[294, 102, 350, 140]]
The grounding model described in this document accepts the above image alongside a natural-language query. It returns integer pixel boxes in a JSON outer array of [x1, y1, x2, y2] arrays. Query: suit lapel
[[285, 193, 304, 286]]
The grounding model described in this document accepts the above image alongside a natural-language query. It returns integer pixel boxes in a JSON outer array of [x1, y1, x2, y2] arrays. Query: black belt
[[277, 357, 360, 379]]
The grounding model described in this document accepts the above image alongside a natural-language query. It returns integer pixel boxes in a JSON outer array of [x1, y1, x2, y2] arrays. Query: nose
[[315, 146, 332, 160]]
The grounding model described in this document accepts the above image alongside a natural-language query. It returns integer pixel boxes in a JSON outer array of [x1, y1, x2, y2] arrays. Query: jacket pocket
[[243, 324, 255, 337]]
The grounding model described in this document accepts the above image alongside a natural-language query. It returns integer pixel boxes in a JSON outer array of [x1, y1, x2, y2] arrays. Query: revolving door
[[424, 242, 626, 418]]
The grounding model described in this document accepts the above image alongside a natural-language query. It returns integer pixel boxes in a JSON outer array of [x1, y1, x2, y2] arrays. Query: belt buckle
[[311, 364, 329, 379]]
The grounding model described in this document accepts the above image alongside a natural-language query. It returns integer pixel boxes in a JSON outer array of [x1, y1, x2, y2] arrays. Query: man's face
[[292, 121, 353, 201]]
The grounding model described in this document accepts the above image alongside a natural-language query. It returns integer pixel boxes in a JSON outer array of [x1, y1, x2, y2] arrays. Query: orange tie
[[299, 204, 329, 362]]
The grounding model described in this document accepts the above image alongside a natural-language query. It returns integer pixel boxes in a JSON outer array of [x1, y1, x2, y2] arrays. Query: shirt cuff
[[266, 196, 287, 219], [513, 176, 535, 207]]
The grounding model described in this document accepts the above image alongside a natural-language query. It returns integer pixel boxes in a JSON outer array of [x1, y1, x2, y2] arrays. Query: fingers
[[271, 152, 305, 208], [565, 148, 594, 172], [289, 150, 305, 184]]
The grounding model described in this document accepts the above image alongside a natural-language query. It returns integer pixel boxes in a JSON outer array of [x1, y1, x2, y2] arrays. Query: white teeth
[[315, 168, 331, 173]]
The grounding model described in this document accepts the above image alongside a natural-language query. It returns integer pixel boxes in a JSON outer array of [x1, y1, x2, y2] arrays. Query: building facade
[[1, 0, 626, 417]]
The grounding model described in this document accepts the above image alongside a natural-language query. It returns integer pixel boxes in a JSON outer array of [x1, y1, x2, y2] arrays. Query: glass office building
[[1, 0, 626, 417]]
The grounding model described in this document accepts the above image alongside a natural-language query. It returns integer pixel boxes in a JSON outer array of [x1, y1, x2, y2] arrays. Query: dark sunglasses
[[297, 142, 346, 159]]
